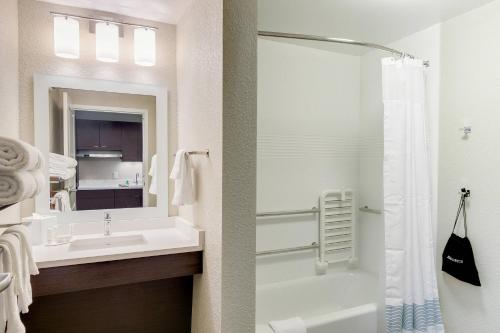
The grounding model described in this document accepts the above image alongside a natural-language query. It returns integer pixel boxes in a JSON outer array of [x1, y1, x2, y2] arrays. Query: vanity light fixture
[[53, 15, 80, 59], [96, 22, 119, 63], [50, 12, 158, 66], [134, 27, 156, 66]]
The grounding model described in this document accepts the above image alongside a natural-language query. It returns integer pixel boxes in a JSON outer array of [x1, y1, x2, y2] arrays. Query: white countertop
[[32, 217, 204, 268]]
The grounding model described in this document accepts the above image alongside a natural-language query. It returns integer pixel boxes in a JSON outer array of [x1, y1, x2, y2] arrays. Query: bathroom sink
[[69, 234, 147, 251]]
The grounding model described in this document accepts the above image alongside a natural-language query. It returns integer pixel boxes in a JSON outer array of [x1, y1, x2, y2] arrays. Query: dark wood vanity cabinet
[[76, 189, 143, 210], [22, 252, 203, 333], [75, 120, 143, 162]]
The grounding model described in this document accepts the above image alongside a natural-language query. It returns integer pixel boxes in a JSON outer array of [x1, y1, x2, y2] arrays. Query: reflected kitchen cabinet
[[75, 120, 100, 149], [76, 190, 115, 210], [99, 121, 122, 150], [76, 120, 122, 151], [115, 189, 143, 208], [121, 122, 143, 162]]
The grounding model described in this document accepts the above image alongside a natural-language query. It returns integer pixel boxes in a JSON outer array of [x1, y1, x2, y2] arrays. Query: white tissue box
[[22, 214, 58, 246]]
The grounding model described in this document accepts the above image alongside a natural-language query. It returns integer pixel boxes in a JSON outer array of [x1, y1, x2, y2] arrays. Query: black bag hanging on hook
[[442, 189, 481, 286]]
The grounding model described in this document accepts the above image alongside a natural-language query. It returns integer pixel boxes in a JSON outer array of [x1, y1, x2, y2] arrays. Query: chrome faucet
[[104, 212, 111, 236], [135, 172, 140, 185]]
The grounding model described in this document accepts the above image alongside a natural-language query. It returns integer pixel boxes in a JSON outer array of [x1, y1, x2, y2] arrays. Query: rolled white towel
[[0, 136, 43, 172], [0, 170, 45, 206], [269, 317, 307, 333]]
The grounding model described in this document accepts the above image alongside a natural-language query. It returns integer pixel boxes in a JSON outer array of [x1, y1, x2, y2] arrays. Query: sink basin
[[69, 234, 146, 251]]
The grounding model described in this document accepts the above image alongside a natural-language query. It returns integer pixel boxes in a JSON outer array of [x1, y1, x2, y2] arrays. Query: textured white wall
[[0, 0, 20, 224], [360, 24, 442, 333], [256, 39, 361, 284], [177, 0, 256, 331], [18, 0, 177, 217], [221, 0, 257, 331], [438, 1, 500, 331], [176, 0, 223, 330]]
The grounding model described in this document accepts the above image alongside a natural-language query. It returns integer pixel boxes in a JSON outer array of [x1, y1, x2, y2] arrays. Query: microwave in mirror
[[48, 88, 157, 212]]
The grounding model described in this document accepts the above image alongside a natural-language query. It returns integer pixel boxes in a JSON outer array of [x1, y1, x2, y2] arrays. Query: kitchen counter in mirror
[[32, 217, 204, 268], [77, 179, 144, 191]]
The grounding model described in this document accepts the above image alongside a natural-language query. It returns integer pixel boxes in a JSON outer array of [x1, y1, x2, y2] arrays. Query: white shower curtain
[[382, 57, 444, 333]]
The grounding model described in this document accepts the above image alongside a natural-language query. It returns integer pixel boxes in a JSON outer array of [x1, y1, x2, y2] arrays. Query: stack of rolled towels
[[0, 136, 45, 207], [49, 152, 77, 180]]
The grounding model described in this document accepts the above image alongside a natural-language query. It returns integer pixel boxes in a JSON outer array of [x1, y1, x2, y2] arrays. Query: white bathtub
[[256, 270, 378, 333]]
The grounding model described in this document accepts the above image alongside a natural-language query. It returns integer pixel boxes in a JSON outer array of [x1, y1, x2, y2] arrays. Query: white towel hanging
[[170, 150, 194, 206]]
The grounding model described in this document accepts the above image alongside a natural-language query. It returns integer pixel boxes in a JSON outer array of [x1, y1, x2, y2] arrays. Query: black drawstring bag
[[442, 189, 481, 286]]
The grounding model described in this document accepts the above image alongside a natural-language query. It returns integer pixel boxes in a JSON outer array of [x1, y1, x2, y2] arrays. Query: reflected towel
[[51, 190, 72, 212], [49, 167, 76, 181], [0, 136, 43, 172], [169, 150, 194, 206], [149, 154, 157, 195], [49, 153, 77, 180], [269, 317, 307, 333], [49, 153, 77, 169], [0, 170, 45, 206]]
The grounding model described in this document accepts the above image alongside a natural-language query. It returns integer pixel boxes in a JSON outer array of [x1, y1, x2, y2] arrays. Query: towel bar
[[358, 206, 382, 214], [172, 150, 209, 157]]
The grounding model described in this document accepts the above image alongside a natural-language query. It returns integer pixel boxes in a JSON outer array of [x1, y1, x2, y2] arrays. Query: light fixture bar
[[50, 11, 158, 30]]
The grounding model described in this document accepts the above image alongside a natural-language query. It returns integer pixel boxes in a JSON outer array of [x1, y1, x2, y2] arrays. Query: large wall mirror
[[34, 75, 168, 222]]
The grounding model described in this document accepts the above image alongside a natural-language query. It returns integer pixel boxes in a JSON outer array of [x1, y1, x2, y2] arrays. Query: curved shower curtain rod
[[258, 31, 430, 67]]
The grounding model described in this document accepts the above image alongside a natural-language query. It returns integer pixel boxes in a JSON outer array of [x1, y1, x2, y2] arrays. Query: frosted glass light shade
[[96, 22, 119, 62], [134, 28, 156, 66], [53, 16, 80, 59]]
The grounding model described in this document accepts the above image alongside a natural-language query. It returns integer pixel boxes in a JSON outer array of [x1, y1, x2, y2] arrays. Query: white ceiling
[[38, 0, 194, 24], [38, 0, 496, 41], [258, 0, 497, 54]]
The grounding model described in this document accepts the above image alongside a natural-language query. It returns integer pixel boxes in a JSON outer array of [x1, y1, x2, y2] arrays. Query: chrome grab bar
[[256, 243, 319, 256], [256, 207, 319, 217]]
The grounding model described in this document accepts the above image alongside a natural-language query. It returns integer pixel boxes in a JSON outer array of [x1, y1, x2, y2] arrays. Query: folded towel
[[0, 136, 43, 172], [269, 317, 307, 333], [4, 226, 38, 276], [51, 190, 72, 212], [0, 244, 25, 333], [0, 170, 45, 206], [49, 153, 77, 169], [0, 234, 30, 314], [4, 226, 39, 313], [170, 150, 194, 206], [149, 154, 157, 195]]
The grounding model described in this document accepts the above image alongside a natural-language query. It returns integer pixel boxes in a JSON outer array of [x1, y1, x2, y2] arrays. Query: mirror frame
[[34, 74, 169, 222]]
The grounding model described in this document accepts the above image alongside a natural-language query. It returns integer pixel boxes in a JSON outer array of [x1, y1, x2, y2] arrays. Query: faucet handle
[[104, 212, 111, 220]]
